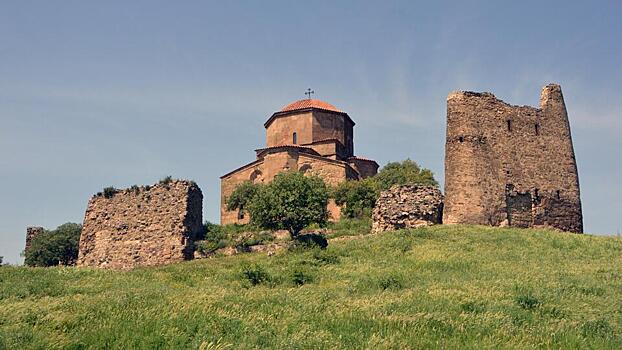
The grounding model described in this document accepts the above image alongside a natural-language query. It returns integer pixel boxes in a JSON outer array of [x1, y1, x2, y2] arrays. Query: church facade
[[220, 98, 378, 224]]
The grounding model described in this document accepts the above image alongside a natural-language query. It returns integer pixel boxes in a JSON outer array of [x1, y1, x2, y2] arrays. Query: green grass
[[1, 225, 622, 349]]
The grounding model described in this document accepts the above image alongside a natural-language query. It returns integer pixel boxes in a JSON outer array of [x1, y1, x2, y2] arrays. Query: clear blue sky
[[1, 1, 621, 264]]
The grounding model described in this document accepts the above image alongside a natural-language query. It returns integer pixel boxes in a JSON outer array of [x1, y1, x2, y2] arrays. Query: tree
[[232, 171, 328, 237], [24, 223, 82, 267], [226, 181, 260, 215], [375, 159, 437, 190], [0, 256, 3, 266], [333, 177, 380, 218]]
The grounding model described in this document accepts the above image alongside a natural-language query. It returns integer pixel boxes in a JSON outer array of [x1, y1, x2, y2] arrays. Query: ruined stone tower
[[443, 84, 583, 233]]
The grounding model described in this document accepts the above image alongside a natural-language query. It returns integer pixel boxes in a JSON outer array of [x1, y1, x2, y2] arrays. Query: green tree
[[333, 177, 380, 218], [0, 256, 3, 266], [244, 172, 329, 237], [375, 159, 437, 190], [24, 223, 82, 267], [226, 181, 260, 215]]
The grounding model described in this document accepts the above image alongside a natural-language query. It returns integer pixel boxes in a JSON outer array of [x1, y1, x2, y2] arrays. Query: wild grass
[[1, 225, 622, 349]]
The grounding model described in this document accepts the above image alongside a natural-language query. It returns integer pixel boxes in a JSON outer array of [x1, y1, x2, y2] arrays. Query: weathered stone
[[443, 83, 583, 233], [24, 226, 44, 254], [372, 185, 443, 233], [77, 180, 203, 270]]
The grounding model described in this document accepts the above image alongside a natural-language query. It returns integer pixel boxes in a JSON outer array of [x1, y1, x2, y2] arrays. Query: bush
[[291, 269, 314, 286], [24, 223, 82, 267], [103, 186, 117, 199], [514, 287, 541, 310], [129, 185, 140, 194], [241, 264, 271, 286], [333, 178, 379, 218], [159, 176, 173, 185], [312, 249, 340, 265], [375, 159, 437, 190], [378, 275, 404, 291], [230, 172, 329, 238], [292, 234, 328, 250]]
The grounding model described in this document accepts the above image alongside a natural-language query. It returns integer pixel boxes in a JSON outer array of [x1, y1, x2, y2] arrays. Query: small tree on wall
[[227, 172, 329, 237], [374, 158, 438, 190]]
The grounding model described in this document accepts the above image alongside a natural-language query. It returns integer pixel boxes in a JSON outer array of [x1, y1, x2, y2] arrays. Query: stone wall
[[266, 111, 313, 147], [77, 180, 203, 269], [24, 226, 44, 254], [372, 185, 443, 233], [443, 84, 583, 233]]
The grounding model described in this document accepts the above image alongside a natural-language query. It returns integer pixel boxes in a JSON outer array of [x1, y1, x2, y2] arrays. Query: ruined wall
[[443, 84, 583, 233], [372, 185, 443, 233], [266, 112, 313, 146], [78, 180, 203, 269], [24, 226, 44, 254]]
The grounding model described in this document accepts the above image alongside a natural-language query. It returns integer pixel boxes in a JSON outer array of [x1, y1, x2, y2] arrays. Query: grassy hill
[[1, 225, 621, 349]]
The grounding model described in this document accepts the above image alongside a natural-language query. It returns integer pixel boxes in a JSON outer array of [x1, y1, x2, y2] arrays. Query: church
[[220, 95, 379, 224]]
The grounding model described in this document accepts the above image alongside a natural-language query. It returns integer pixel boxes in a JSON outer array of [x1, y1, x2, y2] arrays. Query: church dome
[[280, 99, 342, 113]]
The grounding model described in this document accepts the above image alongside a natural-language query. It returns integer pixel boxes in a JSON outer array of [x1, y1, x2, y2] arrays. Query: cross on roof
[[305, 88, 314, 100]]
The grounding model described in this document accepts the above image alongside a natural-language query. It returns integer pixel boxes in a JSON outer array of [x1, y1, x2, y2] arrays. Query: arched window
[[507, 120, 512, 132], [293, 132, 297, 144], [535, 123, 540, 135], [250, 169, 263, 184], [299, 164, 312, 174]]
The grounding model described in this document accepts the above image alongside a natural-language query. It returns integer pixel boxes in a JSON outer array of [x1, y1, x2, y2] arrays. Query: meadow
[[1, 225, 621, 349]]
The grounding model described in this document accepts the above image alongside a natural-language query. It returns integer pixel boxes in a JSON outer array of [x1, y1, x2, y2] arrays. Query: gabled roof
[[264, 98, 355, 128]]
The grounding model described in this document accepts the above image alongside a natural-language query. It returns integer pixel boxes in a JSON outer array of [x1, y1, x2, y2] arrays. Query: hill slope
[[1, 226, 621, 349]]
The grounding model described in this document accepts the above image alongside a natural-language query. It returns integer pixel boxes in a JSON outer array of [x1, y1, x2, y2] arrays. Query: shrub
[[103, 186, 117, 199], [514, 287, 541, 310], [333, 178, 379, 218], [313, 249, 340, 265], [581, 318, 613, 338], [129, 185, 140, 194], [24, 223, 82, 267], [239, 231, 274, 248], [291, 234, 328, 250], [241, 264, 271, 286], [378, 275, 403, 291], [291, 269, 314, 286], [375, 159, 438, 190], [159, 176, 173, 185], [460, 301, 486, 313]]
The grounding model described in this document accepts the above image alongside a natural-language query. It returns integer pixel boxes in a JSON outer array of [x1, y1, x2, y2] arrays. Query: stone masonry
[[443, 84, 583, 233], [24, 226, 44, 254], [372, 185, 444, 233], [77, 180, 203, 269]]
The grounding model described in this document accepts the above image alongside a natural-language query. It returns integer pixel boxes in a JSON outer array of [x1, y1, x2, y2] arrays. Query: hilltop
[[1, 225, 621, 349]]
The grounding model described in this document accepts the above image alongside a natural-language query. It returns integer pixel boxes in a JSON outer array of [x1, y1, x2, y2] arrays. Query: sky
[[1, 1, 621, 264]]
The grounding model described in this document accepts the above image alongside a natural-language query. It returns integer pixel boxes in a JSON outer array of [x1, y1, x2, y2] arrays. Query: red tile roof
[[280, 99, 342, 113]]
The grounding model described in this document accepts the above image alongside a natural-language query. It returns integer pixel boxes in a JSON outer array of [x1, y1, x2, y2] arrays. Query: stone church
[[221, 97, 379, 224]]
